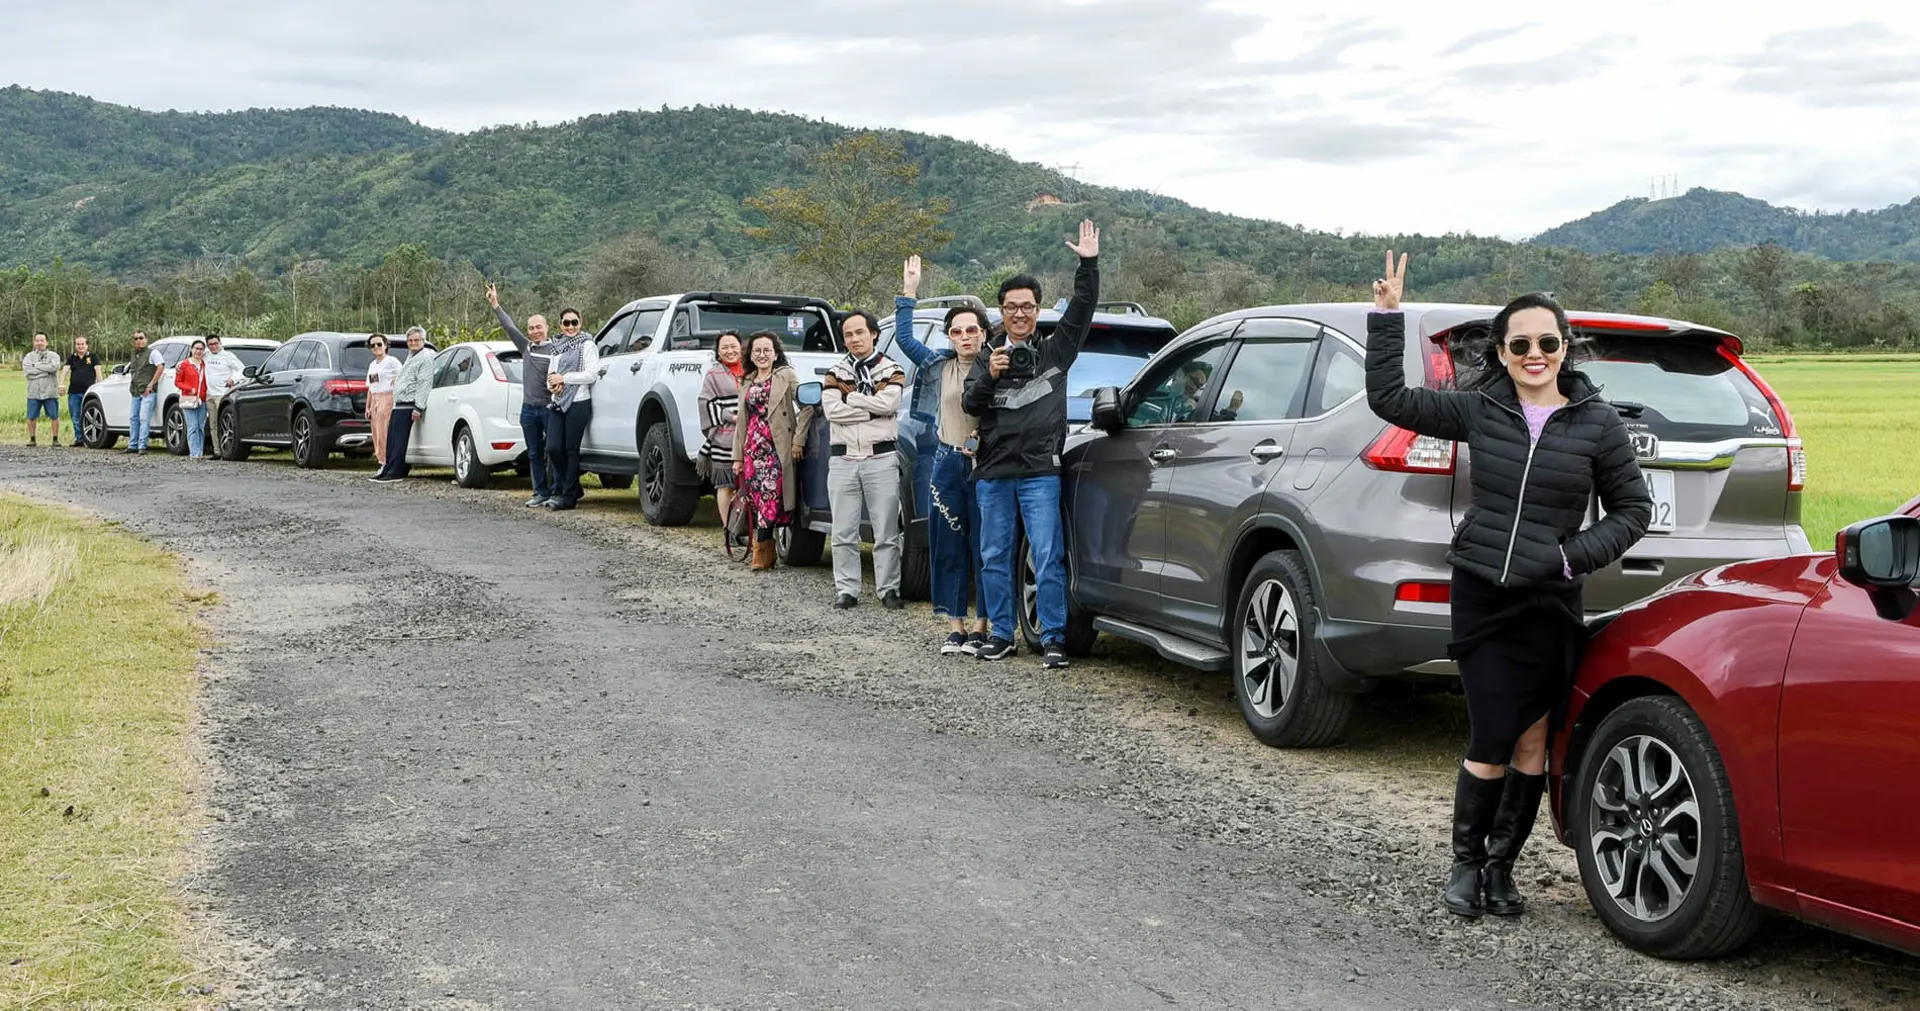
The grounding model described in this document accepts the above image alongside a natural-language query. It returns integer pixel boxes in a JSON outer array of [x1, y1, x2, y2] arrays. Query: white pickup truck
[[577, 291, 844, 529]]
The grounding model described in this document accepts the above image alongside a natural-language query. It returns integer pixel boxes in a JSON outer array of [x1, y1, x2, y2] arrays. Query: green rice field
[[3, 357, 1917, 546]]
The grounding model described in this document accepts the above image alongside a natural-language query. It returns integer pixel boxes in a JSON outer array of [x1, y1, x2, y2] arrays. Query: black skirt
[[1447, 565, 1588, 766]]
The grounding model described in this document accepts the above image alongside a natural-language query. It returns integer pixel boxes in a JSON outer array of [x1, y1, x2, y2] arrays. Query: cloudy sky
[[8, 0, 1919, 238]]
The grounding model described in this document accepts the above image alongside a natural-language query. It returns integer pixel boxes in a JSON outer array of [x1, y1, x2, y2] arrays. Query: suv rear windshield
[[680, 305, 840, 354], [341, 344, 412, 375], [1576, 335, 1780, 442]]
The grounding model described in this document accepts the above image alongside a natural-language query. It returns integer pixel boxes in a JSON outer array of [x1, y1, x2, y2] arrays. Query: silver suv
[[1044, 301, 1811, 747]]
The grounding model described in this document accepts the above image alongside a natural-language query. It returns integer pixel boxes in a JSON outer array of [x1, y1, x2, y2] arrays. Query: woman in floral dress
[[734, 331, 814, 570]]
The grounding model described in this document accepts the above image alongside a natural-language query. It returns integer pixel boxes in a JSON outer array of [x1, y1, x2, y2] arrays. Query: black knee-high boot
[[1446, 766, 1507, 917], [1483, 768, 1547, 916]]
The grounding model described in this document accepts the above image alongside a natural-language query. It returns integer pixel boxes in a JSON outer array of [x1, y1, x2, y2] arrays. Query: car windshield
[[1577, 336, 1780, 441], [496, 350, 524, 382], [230, 347, 276, 368]]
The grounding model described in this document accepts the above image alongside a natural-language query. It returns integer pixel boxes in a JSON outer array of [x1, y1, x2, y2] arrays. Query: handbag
[[178, 395, 202, 409]]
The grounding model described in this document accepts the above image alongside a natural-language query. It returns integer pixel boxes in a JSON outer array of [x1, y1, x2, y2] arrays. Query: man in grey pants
[[822, 310, 906, 610]]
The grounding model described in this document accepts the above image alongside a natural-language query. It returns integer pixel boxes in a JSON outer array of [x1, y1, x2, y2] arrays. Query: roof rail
[[1095, 300, 1150, 317], [916, 295, 990, 314]]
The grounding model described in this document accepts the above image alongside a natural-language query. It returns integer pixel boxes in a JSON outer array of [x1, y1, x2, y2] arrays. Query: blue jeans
[[929, 446, 985, 622], [68, 393, 85, 441], [183, 404, 208, 457], [520, 403, 554, 499], [977, 474, 1067, 646], [129, 392, 155, 449]]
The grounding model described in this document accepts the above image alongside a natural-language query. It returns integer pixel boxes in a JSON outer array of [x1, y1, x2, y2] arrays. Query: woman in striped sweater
[[699, 330, 746, 527]]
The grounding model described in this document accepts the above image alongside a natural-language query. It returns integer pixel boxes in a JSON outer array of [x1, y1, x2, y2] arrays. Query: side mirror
[[795, 382, 823, 408], [112, 364, 127, 375], [1090, 386, 1124, 433], [1837, 516, 1920, 589], [242, 366, 259, 379]]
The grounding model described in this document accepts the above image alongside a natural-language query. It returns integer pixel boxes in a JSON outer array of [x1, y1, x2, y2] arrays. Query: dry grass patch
[[0, 495, 213, 1010]]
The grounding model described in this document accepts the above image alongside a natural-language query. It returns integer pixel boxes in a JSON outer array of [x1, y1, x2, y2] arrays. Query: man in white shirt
[[201, 334, 246, 455]]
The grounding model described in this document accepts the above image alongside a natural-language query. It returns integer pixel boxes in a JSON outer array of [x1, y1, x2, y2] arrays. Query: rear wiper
[[1612, 400, 1648, 419]]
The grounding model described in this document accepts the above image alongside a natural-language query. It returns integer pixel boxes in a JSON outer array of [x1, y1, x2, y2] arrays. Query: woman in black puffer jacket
[[1365, 251, 1652, 919]]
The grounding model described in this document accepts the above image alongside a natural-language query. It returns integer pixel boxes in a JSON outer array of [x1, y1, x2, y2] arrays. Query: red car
[[1552, 494, 1920, 959]]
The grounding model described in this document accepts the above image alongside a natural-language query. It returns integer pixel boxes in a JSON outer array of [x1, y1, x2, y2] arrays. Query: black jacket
[[962, 255, 1099, 481], [1364, 311, 1652, 589]]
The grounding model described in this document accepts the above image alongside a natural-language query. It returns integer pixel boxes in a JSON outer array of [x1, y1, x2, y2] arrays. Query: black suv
[[781, 298, 1179, 590], [219, 332, 422, 468]]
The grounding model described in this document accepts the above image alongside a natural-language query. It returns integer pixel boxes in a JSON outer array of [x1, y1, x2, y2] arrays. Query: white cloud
[[4, 0, 1918, 239]]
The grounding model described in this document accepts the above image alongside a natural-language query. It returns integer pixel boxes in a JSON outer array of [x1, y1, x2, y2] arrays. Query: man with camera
[[962, 219, 1101, 667]]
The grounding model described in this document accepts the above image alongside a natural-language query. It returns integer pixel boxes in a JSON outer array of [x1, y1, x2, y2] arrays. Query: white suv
[[578, 292, 844, 524], [80, 335, 281, 453]]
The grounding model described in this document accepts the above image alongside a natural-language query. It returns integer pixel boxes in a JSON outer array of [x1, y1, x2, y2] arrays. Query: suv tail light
[[1364, 332, 1458, 474], [486, 352, 509, 383], [322, 378, 367, 397], [1717, 341, 1805, 491]]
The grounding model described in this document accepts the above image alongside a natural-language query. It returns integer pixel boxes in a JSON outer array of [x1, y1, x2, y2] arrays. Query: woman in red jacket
[[173, 339, 212, 459]]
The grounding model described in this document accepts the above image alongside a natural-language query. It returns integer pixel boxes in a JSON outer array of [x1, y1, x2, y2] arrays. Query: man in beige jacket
[[822, 310, 907, 610]]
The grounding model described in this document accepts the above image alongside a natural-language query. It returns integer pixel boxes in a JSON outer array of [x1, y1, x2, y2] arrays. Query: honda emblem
[[1631, 431, 1660, 461]]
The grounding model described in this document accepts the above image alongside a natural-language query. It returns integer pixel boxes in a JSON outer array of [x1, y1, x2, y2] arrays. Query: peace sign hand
[[1372, 250, 1408, 311], [485, 282, 500, 309]]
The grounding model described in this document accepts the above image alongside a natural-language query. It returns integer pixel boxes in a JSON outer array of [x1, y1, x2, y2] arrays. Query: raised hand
[[1372, 250, 1408, 310], [485, 282, 500, 309], [1066, 219, 1100, 259], [903, 255, 922, 299]]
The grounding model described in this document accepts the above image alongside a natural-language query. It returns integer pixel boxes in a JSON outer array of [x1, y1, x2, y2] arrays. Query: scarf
[[827, 350, 903, 395], [726, 359, 745, 379], [552, 336, 588, 412]]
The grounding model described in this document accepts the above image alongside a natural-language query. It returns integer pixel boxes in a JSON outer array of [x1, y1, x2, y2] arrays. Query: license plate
[[1601, 468, 1676, 533]]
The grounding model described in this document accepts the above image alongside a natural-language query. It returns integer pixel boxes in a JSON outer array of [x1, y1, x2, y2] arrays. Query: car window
[[232, 347, 275, 369], [434, 348, 474, 388], [288, 342, 321, 371], [1308, 338, 1366, 416], [1211, 339, 1319, 423], [495, 350, 524, 383], [597, 313, 641, 356], [160, 342, 190, 367], [1578, 336, 1781, 441], [1127, 342, 1232, 427], [259, 344, 299, 374], [685, 304, 840, 354], [626, 309, 665, 352]]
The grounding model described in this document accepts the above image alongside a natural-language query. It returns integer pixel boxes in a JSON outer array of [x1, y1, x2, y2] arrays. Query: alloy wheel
[[165, 406, 185, 454], [218, 409, 236, 458], [1238, 578, 1301, 719], [642, 441, 666, 509], [81, 402, 105, 446], [1588, 734, 1702, 924], [1021, 548, 1039, 639], [455, 433, 475, 483], [293, 414, 312, 462]]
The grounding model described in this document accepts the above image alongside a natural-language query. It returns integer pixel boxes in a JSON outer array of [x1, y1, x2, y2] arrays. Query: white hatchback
[[80, 335, 282, 453], [403, 341, 528, 487]]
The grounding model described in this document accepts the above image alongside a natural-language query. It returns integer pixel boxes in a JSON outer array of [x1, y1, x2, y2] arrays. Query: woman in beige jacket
[[733, 331, 815, 569]]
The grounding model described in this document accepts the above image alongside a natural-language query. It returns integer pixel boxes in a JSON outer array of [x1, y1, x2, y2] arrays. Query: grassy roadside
[[0, 494, 212, 1010]]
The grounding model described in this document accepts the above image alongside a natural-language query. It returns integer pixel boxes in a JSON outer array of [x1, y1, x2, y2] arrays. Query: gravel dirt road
[[5, 445, 1916, 1011]]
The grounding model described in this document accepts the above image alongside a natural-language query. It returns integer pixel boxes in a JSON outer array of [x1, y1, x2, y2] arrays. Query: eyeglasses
[[948, 325, 984, 337], [1000, 302, 1038, 315], [1504, 335, 1563, 357]]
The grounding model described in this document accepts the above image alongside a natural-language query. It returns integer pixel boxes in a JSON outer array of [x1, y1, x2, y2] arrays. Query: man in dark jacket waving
[[963, 219, 1100, 667]]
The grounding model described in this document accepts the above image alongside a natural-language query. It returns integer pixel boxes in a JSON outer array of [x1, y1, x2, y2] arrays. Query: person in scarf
[[822, 309, 907, 609], [699, 330, 746, 533], [893, 256, 993, 654], [541, 308, 598, 511]]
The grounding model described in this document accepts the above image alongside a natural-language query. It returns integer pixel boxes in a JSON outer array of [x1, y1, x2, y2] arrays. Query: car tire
[[218, 404, 249, 461], [164, 402, 189, 456], [1230, 550, 1353, 748], [899, 495, 931, 602], [291, 409, 329, 469], [776, 523, 827, 568], [453, 426, 490, 489], [638, 425, 698, 526], [80, 399, 117, 449], [1569, 695, 1761, 960], [1014, 530, 1098, 656], [596, 472, 634, 491]]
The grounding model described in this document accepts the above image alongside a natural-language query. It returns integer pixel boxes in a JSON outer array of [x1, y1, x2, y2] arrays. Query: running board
[[1091, 617, 1230, 672]]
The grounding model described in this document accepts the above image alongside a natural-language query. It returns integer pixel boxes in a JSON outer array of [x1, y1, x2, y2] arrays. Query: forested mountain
[[1533, 188, 1920, 261], [2, 87, 1918, 353]]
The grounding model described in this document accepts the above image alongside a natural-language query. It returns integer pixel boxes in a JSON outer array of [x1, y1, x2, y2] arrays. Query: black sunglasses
[[560, 319, 581, 327], [1504, 335, 1563, 357]]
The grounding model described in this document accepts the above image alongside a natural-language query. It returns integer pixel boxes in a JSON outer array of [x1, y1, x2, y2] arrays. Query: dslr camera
[[1004, 343, 1038, 380]]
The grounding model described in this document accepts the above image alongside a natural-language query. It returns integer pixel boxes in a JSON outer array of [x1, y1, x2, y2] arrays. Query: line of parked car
[[72, 289, 1919, 962]]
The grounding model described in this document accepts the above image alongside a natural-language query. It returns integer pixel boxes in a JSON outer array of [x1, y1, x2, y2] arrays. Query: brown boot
[[752, 539, 776, 570]]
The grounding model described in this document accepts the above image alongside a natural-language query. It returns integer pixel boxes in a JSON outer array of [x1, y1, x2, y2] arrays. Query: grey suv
[[1045, 301, 1812, 747]]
